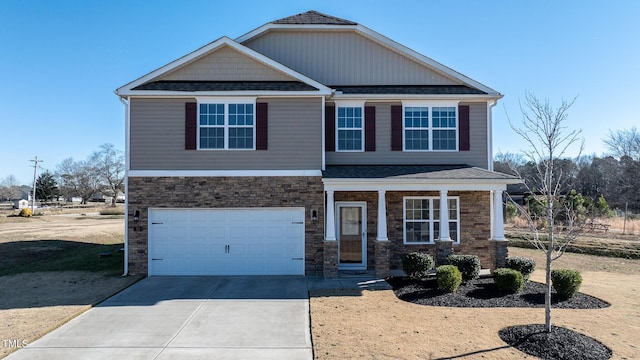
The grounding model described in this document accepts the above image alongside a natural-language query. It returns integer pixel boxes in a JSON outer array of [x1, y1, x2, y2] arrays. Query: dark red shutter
[[185, 102, 197, 150], [391, 105, 403, 151], [458, 105, 470, 151], [256, 102, 268, 150], [364, 106, 376, 152], [325, 105, 335, 152]]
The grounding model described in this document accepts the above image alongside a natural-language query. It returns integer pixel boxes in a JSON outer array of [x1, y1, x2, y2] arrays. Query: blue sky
[[1, 0, 638, 184]]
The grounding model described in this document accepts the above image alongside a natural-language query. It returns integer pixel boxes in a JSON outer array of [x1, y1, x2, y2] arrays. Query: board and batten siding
[[129, 97, 322, 170], [158, 45, 294, 82], [325, 102, 489, 169], [243, 30, 462, 86]]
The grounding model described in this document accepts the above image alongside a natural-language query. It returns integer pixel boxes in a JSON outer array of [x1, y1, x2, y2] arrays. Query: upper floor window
[[198, 100, 255, 150], [337, 106, 363, 151], [403, 103, 458, 151]]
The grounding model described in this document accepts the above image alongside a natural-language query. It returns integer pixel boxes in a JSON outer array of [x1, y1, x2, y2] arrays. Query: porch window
[[404, 196, 460, 244]]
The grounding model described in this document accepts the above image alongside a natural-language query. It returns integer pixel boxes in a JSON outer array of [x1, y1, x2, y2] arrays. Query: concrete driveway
[[8, 276, 312, 360]]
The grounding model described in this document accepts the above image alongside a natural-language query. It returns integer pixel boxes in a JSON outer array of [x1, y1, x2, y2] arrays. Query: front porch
[[321, 165, 520, 278]]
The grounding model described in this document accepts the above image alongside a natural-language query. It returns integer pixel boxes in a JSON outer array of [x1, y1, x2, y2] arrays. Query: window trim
[[196, 97, 257, 151], [335, 100, 365, 152], [403, 196, 460, 245], [401, 101, 459, 152]]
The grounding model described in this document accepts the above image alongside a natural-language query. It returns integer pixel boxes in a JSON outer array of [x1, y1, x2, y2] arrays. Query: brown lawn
[[0, 213, 139, 359], [310, 248, 640, 359]]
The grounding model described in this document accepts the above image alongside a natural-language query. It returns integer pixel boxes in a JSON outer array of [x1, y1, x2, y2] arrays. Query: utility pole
[[30, 156, 43, 213]]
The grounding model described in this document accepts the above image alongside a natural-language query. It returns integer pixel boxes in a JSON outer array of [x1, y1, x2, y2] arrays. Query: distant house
[[13, 199, 29, 210]]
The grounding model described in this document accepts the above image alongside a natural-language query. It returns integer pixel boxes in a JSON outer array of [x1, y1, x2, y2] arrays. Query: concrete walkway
[[8, 276, 312, 360]]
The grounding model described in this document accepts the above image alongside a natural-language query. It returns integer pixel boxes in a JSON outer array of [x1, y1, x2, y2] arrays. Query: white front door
[[336, 202, 367, 270]]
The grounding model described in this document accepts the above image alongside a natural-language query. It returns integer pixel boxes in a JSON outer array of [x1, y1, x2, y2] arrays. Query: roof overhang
[[322, 178, 521, 192], [115, 36, 332, 97]]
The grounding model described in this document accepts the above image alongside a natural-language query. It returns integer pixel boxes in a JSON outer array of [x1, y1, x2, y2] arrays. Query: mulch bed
[[388, 276, 609, 309], [388, 276, 612, 359], [499, 324, 612, 360]]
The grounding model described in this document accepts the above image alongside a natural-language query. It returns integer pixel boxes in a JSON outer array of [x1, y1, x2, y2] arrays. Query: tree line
[[494, 127, 640, 213], [0, 143, 124, 206]]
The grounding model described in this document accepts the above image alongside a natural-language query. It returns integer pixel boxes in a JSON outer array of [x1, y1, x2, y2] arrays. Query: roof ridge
[[271, 10, 357, 25]]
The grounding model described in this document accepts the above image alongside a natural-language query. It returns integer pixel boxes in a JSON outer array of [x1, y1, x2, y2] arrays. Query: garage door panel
[[149, 208, 304, 276]]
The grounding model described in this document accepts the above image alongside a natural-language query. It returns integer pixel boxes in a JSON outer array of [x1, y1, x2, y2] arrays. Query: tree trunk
[[545, 158, 554, 333]]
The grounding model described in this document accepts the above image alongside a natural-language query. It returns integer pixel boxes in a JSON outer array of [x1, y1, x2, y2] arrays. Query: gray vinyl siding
[[243, 30, 462, 86], [326, 102, 489, 169], [158, 45, 293, 82], [129, 97, 322, 170]]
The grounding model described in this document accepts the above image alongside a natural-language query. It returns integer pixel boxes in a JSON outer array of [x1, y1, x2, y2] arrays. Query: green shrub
[[551, 269, 583, 298], [18, 208, 32, 217], [447, 254, 481, 281], [504, 256, 536, 281], [436, 265, 462, 293], [401, 252, 434, 280], [493, 268, 524, 294]]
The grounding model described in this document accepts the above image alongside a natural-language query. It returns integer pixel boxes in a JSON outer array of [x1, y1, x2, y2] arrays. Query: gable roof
[[237, 11, 501, 97], [115, 36, 331, 96], [272, 10, 356, 25]]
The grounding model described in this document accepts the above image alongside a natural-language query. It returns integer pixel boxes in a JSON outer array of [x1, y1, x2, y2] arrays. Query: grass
[[0, 241, 124, 277]]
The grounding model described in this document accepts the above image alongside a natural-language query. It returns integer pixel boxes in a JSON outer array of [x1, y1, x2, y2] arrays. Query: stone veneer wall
[[127, 176, 325, 276], [385, 191, 497, 270], [330, 191, 498, 272]]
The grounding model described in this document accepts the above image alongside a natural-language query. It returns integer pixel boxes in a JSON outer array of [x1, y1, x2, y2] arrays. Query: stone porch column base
[[374, 240, 391, 278], [490, 240, 509, 269], [435, 239, 454, 266], [323, 240, 338, 278]]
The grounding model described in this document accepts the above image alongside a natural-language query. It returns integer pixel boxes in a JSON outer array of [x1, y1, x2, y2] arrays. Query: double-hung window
[[198, 98, 255, 150], [403, 102, 458, 151], [336, 101, 365, 151], [404, 196, 459, 244]]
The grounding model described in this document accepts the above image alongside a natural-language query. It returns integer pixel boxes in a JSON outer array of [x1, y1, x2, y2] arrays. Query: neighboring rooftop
[[272, 10, 357, 25]]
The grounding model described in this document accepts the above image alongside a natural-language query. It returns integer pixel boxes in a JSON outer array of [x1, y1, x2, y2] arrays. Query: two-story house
[[115, 11, 519, 278]]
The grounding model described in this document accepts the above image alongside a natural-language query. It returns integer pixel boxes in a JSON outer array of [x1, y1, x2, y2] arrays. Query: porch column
[[376, 190, 388, 241], [438, 189, 451, 241], [492, 190, 506, 240], [325, 190, 336, 241]]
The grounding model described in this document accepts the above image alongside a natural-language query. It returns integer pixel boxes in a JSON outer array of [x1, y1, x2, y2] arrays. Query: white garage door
[[148, 208, 305, 276]]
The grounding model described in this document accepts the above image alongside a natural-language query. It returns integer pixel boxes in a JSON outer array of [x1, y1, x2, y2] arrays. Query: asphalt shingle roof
[[133, 81, 319, 92], [332, 85, 487, 95], [322, 165, 520, 180], [272, 10, 357, 25]]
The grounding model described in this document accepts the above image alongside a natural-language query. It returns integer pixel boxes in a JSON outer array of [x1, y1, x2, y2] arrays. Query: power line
[[29, 156, 43, 213]]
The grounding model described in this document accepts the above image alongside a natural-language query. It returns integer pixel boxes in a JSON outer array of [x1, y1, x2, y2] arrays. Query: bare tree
[[0, 175, 21, 201], [56, 158, 102, 204], [507, 91, 584, 333], [90, 143, 125, 206], [603, 127, 640, 161]]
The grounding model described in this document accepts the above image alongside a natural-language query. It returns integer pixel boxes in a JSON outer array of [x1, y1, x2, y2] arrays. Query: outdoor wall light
[[311, 209, 318, 222], [133, 210, 140, 223]]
